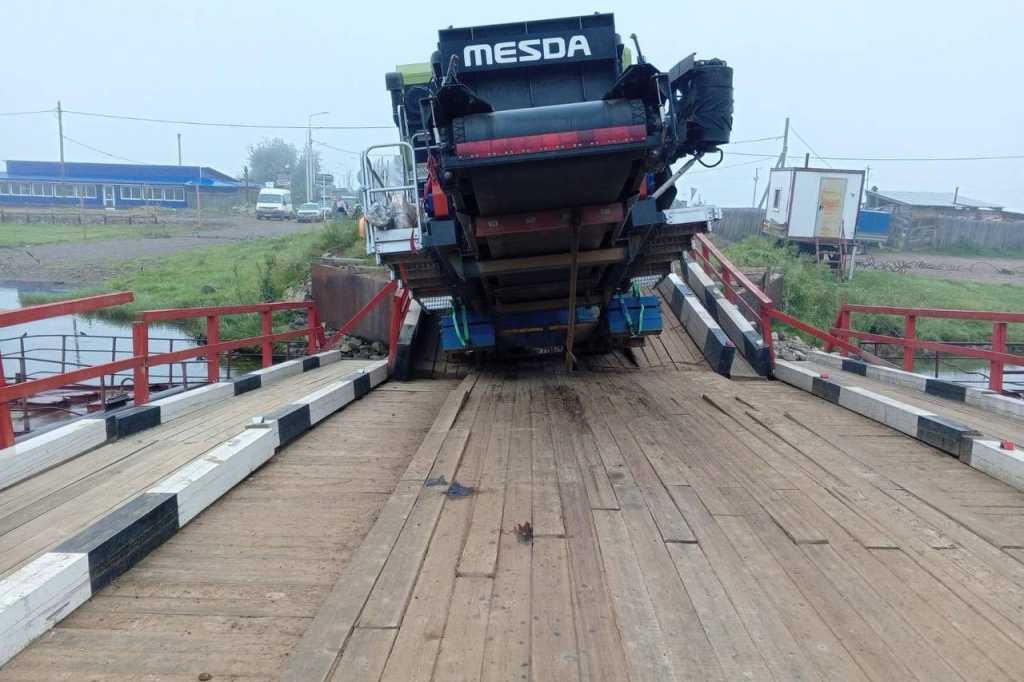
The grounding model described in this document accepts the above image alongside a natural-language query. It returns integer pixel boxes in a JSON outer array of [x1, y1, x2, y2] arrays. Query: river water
[[0, 284, 196, 386]]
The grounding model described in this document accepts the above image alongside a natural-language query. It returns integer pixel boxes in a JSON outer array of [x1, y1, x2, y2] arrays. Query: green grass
[[21, 218, 374, 340], [918, 237, 1024, 260], [0, 222, 202, 247], [724, 236, 1024, 343]]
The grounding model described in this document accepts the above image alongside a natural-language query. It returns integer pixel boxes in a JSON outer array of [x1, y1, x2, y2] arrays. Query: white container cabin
[[763, 167, 864, 248]]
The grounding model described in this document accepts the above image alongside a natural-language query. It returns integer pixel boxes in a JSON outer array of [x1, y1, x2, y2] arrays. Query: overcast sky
[[3, 1, 1022, 209]]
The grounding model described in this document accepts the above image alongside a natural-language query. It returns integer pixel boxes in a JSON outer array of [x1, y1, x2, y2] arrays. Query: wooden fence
[[711, 207, 763, 243], [926, 216, 1024, 251]]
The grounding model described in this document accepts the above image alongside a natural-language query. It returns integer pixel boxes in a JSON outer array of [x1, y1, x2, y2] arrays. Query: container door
[[815, 177, 846, 239], [103, 185, 116, 208]]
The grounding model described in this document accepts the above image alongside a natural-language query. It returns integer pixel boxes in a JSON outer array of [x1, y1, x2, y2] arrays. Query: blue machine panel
[[606, 295, 662, 336]]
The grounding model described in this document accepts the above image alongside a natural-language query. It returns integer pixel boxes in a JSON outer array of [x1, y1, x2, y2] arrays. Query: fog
[[3, 0, 1021, 209]]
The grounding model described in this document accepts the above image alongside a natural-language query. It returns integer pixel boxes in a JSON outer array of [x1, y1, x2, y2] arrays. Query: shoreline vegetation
[[19, 219, 371, 340], [723, 236, 1024, 344]]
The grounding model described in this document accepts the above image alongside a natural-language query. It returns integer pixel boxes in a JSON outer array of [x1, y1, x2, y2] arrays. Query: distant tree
[[247, 138, 298, 186], [291, 147, 322, 202]]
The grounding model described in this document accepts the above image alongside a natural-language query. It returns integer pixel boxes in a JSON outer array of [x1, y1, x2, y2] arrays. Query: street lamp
[[307, 111, 329, 203]]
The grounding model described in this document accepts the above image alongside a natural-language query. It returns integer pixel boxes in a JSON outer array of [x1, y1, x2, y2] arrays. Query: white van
[[255, 187, 294, 220]]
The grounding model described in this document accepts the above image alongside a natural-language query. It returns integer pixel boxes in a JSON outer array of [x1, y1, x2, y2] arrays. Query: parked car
[[296, 202, 325, 223], [255, 188, 293, 220]]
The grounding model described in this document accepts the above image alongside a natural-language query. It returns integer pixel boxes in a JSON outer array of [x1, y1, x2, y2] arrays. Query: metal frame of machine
[[360, 13, 733, 363]]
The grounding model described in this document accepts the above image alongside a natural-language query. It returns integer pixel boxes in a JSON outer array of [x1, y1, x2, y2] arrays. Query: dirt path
[[859, 251, 1024, 285], [0, 217, 318, 287]]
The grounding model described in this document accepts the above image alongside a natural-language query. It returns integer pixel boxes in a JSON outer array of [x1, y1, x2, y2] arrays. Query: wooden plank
[[715, 514, 872, 681], [611, 482, 725, 681], [433, 577, 493, 681], [744, 511, 916, 681], [543, 377, 631, 682], [480, 426, 533, 680], [531, 538, 580, 682], [379, 492, 475, 681], [593, 509, 676, 681], [330, 628, 398, 682], [458, 382, 512, 578], [530, 411, 565, 537], [282, 378, 471, 682], [359, 431, 470, 628], [608, 427, 695, 543], [666, 542, 774, 681]]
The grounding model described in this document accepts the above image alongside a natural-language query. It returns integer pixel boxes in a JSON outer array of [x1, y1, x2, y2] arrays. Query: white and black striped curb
[[682, 258, 771, 377], [775, 359, 1024, 492], [808, 349, 1024, 420], [657, 273, 736, 377], [392, 300, 423, 382], [0, 348, 350, 492], [0, 360, 387, 668]]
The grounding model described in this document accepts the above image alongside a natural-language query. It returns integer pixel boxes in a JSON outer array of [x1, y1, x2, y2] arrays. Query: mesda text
[[463, 36, 592, 67]]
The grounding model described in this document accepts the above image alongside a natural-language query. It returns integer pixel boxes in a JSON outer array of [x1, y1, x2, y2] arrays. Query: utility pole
[[177, 133, 182, 165], [757, 117, 790, 209], [307, 112, 328, 204], [752, 167, 759, 207], [57, 100, 65, 183]]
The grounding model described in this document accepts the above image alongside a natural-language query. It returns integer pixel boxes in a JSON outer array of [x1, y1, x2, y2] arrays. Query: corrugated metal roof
[[1, 160, 241, 187], [869, 190, 1002, 210]]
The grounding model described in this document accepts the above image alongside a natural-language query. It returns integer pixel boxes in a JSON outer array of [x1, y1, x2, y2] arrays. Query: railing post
[[837, 309, 851, 356], [701, 241, 712, 276], [206, 315, 220, 384], [760, 302, 775, 361], [991, 321, 1007, 392], [261, 309, 273, 368], [903, 315, 917, 372], [721, 269, 735, 303], [0, 357, 15, 448], [306, 305, 319, 355], [132, 320, 150, 405]]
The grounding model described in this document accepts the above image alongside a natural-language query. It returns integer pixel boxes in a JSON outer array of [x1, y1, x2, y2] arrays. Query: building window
[[772, 188, 782, 210], [20, 183, 31, 196], [32, 183, 45, 196], [120, 185, 143, 200], [0, 182, 9, 195]]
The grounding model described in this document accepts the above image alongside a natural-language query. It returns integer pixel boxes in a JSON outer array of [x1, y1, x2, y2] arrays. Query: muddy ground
[[857, 251, 1024, 285], [0, 217, 317, 287]]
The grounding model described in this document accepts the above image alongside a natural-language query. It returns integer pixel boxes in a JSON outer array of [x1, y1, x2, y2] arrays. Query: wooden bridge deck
[[4, 357, 1024, 680], [0, 359, 375, 582]]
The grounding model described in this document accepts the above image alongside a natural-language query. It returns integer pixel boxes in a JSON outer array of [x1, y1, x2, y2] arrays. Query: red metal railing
[[827, 304, 1024, 392], [0, 293, 137, 446], [689, 233, 871, 361], [0, 280, 410, 449], [132, 301, 320, 404]]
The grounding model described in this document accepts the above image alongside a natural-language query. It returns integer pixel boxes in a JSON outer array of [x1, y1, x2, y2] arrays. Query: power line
[[61, 135, 146, 164], [61, 109, 393, 130], [313, 140, 363, 156], [728, 150, 1024, 162], [0, 109, 55, 116], [790, 126, 832, 168], [728, 135, 784, 145]]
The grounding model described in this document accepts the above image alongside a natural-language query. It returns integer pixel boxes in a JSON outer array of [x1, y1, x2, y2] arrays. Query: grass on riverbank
[[724, 236, 1024, 343], [0, 222, 201, 247], [20, 218, 372, 339]]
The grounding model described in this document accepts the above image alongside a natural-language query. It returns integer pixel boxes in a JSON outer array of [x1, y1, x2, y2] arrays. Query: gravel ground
[[858, 251, 1024, 285], [0, 217, 320, 287]]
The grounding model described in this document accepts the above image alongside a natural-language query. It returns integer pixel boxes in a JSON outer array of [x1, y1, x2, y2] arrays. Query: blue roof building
[[0, 160, 243, 209]]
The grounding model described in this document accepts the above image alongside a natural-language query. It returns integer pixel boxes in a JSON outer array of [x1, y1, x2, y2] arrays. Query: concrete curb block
[[392, 300, 423, 382], [809, 349, 1024, 420], [657, 273, 736, 378], [776, 359, 1024, 492], [0, 348, 351, 493], [682, 258, 771, 376], [0, 359, 388, 667]]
